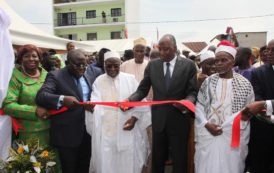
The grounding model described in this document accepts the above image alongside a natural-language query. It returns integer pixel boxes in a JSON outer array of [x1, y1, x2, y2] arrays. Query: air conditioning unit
[[113, 18, 118, 22]]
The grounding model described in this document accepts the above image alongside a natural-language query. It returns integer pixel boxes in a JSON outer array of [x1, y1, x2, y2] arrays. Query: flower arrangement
[[0, 139, 56, 173]]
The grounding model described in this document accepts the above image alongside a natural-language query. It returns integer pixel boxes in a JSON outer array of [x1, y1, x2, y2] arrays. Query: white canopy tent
[[83, 38, 195, 57], [83, 39, 135, 53], [0, 0, 95, 51]]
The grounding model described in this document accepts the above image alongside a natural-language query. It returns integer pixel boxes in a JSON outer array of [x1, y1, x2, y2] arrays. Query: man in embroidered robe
[[85, 51, 151, 173], [194, 41, 255, 173]]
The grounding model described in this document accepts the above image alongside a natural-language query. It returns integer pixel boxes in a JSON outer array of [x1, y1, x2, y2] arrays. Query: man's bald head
[[159, 34, 177, 48], [158, 34, 177, 62], [67, 49, 87, 78], [67, 49, 85, 62], [268, 39, 274, 47], [267, 39, 274, 65]]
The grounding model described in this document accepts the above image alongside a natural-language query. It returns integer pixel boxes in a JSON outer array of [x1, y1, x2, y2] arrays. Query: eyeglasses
[[69, 61, 87, 69]]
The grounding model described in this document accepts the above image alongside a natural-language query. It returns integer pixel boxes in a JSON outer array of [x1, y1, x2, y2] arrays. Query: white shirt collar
[[165, 56, 177, 66]]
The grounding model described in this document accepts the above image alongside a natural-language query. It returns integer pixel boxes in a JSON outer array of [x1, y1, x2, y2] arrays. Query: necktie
[[77, 78, 83, 101], [165, 62, 171, 89]]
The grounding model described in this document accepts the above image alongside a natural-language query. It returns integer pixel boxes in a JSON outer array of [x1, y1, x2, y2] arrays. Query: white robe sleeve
[[85, 78, 101, 136], [195, 101, 208, 128], [195, 81, 209, 128]]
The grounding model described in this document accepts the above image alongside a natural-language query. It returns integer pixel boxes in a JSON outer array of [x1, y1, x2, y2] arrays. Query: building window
[[57, 12, 76, 26], [61, 34, 77, 40], [86, 10, 96, 19], [87, 33, 97, 40], [111, 31, 121, 39], [111, 8, 122, 17]]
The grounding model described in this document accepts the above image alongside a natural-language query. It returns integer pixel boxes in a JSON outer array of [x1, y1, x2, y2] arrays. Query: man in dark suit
[[247, 39, 274, 173], [244, 100, 274, 116], [36, 49, 101, 173], [127, 34, 198, 173]]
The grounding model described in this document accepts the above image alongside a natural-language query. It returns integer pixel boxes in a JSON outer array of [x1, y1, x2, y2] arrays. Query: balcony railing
[[54, 15, 125, 27], [54, 0, 115, 4]]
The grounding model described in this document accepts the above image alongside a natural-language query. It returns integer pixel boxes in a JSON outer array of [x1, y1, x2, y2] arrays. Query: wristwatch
[[59, 95, 65, 105], [264, 101, 268, 110]]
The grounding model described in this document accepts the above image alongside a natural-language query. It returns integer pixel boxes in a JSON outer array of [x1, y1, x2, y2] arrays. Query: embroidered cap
[[134, 37, 147, 47]]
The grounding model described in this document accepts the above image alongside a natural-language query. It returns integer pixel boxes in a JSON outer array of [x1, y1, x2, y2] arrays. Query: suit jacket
[[36, 67, 101, 147], [128, 56, 198, 132], [86, 64, 103, 78], [251, 64, 274, 101]]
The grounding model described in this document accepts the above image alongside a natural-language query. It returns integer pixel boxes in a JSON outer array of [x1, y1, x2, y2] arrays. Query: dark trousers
[[152, 113, 190, 173], [248, 117, 274, 173], [57, 131, 91, 173]]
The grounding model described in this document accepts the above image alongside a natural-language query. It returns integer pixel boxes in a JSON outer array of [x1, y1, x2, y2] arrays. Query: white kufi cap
[[200, 50, 215, 63], [104, 51, 120, 61]]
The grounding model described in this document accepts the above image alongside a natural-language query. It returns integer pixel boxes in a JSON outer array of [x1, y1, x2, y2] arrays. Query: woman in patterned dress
[[3, 44, 49, 146]]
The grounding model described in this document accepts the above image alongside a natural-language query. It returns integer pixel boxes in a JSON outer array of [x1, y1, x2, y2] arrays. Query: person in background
[[3, 44, 49, 145], [249, 47, 259, 65], [87, 52, 97, 64], [194, 55, 201, 69], [92, 48, 110, 73], [197, 50, 216, 88], [123, 49, 134, 62], [102, 11, 106, 23], [86, 51, 151, 173], [120, 37, 149, 82], [233, 47, 254, 81], [48, 49, 65, 68], [182, 50, 190, 58], [188, 53, 200, 72], [41, 52, 61, 72], [208, 45, 217, 53], [62, 42, 76, 62], [253, 45, 267, 68], [149, 49, 160, 60], [145, 46, 151, 60]]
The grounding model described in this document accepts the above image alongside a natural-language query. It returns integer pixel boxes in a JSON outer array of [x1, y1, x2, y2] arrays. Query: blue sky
[[6, 0, 274, 43]]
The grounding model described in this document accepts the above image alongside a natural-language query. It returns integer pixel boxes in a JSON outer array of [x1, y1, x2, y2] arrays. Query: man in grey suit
[[127, 34, 198, 173]]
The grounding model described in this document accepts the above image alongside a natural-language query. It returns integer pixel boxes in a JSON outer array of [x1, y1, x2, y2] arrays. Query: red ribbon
[[0, 109, 23, 135], [231, 112, 242, 148], [48, 100, 195, 115]]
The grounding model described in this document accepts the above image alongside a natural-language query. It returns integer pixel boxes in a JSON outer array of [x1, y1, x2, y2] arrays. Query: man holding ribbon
[[85, 51, 151, 173], [194, 40, 254, 173], [127, 34, 198, 173], [36, 49, 99, 173]]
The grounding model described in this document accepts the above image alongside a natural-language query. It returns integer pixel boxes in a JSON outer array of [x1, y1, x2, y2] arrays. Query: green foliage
[[0, 138, 56, 173]]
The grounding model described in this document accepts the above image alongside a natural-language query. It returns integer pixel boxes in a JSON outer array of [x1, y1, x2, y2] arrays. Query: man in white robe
[[194, 41, 255, 173], [120, 37, 149, 83], [86, 51, 151, 173]]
